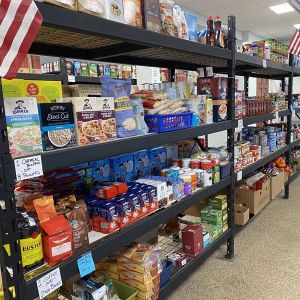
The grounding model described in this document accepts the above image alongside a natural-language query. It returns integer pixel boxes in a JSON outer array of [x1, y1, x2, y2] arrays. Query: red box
[[197, 77, 228, 100], [181, 225, 203, 256], [40, 215, 73, 265]]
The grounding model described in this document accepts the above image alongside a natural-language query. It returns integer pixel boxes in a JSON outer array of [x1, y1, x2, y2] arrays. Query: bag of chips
[[100, 76, 141, 138]]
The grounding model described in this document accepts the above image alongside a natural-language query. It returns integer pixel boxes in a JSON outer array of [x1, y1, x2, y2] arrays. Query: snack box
[[90, 159, 110, 185], [94, 185, 118, 199], [39, 103, 77, 151], [208, 195, 227, 210], [197, 77, 228, 100], [80, 62, 90, 77], [24, 80, 63, 103], [4, 97, 43, 157], [201, 207, 223, 224], [116, 197, 133, 227], [65, 60, 73, 75], [213, 99, 228, 122], [110, 154, 134, 182], [73, 61, 81, 76], [100, 182, 128, 195], [133, 150, 151, 179], [98, 97, 117, 141], [89, 63, 98, 78], [149, 147, 167, 175]]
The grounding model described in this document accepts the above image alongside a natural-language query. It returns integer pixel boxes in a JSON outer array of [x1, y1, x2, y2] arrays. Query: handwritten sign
[[68, 75, 75, 83], [14, 155, 43, 181], [77, 252, 95, 278], [37, 268, 62, 300]]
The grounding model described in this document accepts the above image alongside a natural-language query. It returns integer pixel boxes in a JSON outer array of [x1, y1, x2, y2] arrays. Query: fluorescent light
[[294, 24, 300, 29], [270, 3, 295, 14]]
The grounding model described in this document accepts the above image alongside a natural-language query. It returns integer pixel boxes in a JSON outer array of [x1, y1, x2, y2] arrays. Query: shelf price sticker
[[262, 59, 267, 68], [237, 171, 243, 181], [77, 252, 96, 278], [14, 155, 43, 182], [235, 119, 244, 132], [36, 268, 62, 300], [68, 75, 75, 83]]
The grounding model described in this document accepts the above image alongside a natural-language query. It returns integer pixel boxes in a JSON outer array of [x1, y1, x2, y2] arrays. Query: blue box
[[110, 154, 134, 182], [89, 159, 110, 185], [133, 150, 151, 179], [149, 147, 167, 175]]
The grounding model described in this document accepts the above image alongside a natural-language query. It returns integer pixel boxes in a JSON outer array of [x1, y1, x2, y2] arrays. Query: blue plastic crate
[[144, 112, 193, 133], [160, 260, 174, 288]]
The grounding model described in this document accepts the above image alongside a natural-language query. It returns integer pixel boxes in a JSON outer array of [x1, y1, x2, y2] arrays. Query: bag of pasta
[[100, 76, 141, 138]]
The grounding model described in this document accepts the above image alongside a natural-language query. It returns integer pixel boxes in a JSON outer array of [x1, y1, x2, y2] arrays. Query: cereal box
[[4, 97, 42, 157], [69, 97, 102, 145], [89, 159, 110, 185], [133, 150, 151, 179], [110, 154, 134, 182], [98, 97, 117, 141], [39, 103, 77, 151], [24, 80, 63, 103], [149, 147, 167, 175]]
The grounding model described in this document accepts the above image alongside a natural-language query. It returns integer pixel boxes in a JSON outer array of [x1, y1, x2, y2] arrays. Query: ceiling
[[177, 0, 300, 40]]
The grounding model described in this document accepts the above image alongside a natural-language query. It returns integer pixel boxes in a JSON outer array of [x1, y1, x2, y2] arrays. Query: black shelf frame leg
[[226, 15, 236, 259], [0, 79, 24, 300], [285, 54, 294, 199], [244, 76, 249, 98]]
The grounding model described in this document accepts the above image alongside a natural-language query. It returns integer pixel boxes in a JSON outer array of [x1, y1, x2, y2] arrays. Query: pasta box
[[4, 97, 42, 157], [90, 159, 110, 185], [98, 97, 117, 141], [39, 103, 77, 151], [110, 154, 134, 182], [40, 215, 73, 265], [197, 77, 228, 100], [213, 99, 228, 122], [68, 97, 102, 145], [149, 147, 167, 175], [133, 150, 151, 179]]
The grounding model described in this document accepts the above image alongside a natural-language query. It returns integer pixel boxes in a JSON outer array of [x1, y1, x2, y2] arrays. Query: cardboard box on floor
[[234, 178, 270, 215], [270, 172, 285, 200], [234, 204, 249, 225]]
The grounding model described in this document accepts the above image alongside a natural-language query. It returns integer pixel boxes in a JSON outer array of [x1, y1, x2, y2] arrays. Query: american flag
[[289, 29, 300, 56], [0, 0, 43, 79]]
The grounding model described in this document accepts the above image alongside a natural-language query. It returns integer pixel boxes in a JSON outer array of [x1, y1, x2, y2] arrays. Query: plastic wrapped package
[[184, 11, 198, 42], [77, 0, 107, 18], [130, 98, 149, 134], [40, 0, 77, 10], [123, 0, 143, 27], [173, 5, 188, 40], [159, 0, 175, 36]]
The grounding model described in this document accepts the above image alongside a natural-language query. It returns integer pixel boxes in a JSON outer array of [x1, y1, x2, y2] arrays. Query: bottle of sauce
[[214, 15, 224, 48], [206, 16, 215, 46]]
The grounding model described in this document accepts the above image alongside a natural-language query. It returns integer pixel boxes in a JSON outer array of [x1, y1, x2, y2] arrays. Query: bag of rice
[[100, 76, 141, 138]]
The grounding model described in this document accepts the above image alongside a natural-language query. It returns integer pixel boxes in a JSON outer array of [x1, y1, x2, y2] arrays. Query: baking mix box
[[4, 97, 43, 157], [149, 147, 167, 175], [133, 150, 151, 179], [39, 103, 77, 151], [110, 154, 134, 182], [89, 159, 110, 185]]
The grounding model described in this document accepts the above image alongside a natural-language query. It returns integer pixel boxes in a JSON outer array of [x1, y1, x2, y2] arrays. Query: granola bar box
[[4, 97, 42, 157], [39, 103, 77, 151]]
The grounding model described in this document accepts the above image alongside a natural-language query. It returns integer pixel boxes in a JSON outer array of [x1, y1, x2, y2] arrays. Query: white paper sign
[[276, 111, 279, 119], [36, 268, 62, 300], [237, 171, 243, 181], [262, 60, 267, 68], [68, 75, 75, 83], [206, 67, 213, 77], [198, 68, 205, 77], [14, 155, 43, 181]]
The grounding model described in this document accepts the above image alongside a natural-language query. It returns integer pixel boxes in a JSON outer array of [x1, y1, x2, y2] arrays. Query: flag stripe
[[0, 1, 31, 66], [0, 1, 39, 77], [289, 31, 298, 51], [5, 10, 42, 79]]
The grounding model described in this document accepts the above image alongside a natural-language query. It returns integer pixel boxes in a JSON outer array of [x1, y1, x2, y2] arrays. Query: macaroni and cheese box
[[24, 80, 63, 103], [39, 103, 77, 151], [149, 147, 167, 175], [133, 150, 151, 179], [4, 97, 42, 157], [110, 154, 134, 182], [89, 159, 110, 185]]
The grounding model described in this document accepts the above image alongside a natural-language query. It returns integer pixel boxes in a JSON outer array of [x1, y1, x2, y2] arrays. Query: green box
[[208, 195, 227, 210], [201, 207, 223, 224]]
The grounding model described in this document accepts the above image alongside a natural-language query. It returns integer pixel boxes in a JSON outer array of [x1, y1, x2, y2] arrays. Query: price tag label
[[14, 155, 43, 182], [237, 171, 243, 181], [262, 59, 267, 68], [37, 268, 62, 300], [68, 75, 75, 83], [77, 252, 96, 278]]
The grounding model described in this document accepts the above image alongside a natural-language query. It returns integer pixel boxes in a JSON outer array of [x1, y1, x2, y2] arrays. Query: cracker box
[[39, 103, 77, 151], [110, 154, 134, 182], [89, 159, 110, 185], [98, 97, 117, 141], [133, 150, 151, 179], [4, 97, 42, 157], [149, 147, 167, 175], [69, 97, 102, 145]]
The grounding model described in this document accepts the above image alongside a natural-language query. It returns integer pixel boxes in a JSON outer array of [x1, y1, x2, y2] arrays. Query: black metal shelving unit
[[0, 3, 297, 299]]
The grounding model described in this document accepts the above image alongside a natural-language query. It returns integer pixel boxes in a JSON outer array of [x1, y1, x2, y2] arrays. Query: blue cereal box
[[89, 159, 110, 185], [133, 150, 151, 179], [149, 147, 167, 175], [110, 154, 134, 182]]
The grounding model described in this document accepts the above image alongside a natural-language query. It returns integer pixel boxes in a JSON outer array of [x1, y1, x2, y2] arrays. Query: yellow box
[[1, 79, 25, 98]]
